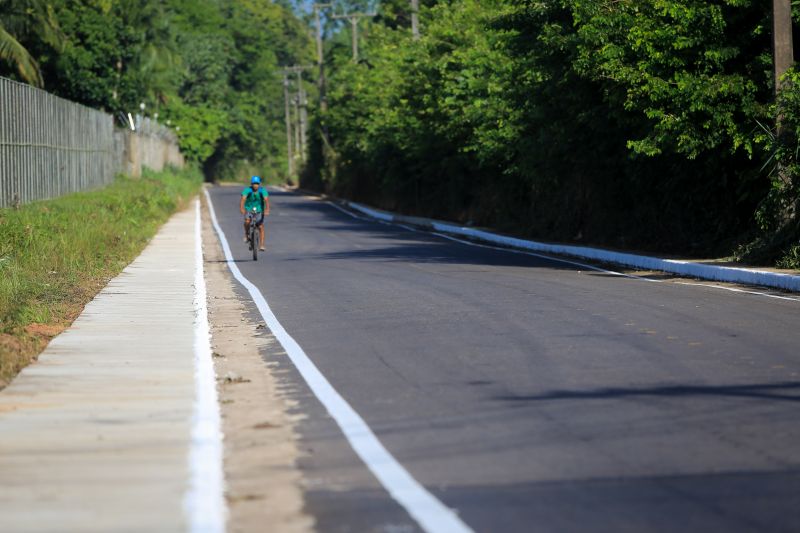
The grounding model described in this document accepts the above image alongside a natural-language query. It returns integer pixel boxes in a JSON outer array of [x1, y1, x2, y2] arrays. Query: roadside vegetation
[[3, 1, 799, 268], [0, 167, 202, 387], [0, 0, 313, 182], [304, 0, 800, 269]]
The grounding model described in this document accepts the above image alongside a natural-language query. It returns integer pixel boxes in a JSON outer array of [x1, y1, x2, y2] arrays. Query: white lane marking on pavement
[[329, 201, 800, 303], [326, 201, 657, 281], [674, 281, 800, 302], [185, 198, 227, 533], [204, 189, 474, 533]]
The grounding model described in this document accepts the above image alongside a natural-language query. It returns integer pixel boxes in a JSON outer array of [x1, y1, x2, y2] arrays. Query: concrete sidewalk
[[0, 206, 202, 532]]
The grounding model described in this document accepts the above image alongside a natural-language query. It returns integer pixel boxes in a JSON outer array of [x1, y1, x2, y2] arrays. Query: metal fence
[[0, 76, 183, 209], [0, 76, 116, 208]]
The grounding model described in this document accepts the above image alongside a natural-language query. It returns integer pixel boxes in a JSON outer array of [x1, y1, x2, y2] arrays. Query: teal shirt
[[242, 187, 268, 213]]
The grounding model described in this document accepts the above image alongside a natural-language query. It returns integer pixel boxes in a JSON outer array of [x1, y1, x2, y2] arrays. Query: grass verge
[[0, 166, 202, 387]]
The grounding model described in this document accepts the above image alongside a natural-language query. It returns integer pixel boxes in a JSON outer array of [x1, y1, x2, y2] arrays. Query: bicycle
[[246, 207, 262, 261]]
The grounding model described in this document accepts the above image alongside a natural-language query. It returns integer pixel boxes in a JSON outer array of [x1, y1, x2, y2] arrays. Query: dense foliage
[[4, 1, 800, 265], [304, 0, 800, 266], [1, 0, 314, 181]]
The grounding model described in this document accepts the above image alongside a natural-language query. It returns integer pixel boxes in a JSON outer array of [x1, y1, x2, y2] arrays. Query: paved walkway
[[0, 207, 200, 532]]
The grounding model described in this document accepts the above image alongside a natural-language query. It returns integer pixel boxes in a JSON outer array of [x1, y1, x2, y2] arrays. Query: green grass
[[0, 166, 203, 386]]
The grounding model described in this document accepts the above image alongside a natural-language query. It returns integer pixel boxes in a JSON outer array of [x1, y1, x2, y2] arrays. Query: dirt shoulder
[[201, 195, 314, 533]]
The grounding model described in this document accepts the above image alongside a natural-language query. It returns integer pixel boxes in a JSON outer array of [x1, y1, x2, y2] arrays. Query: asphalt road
[[208, 186, 800, 533]]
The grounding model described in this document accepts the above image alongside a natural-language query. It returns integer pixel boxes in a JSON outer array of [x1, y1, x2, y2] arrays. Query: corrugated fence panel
[[0, 77, 114, 207], [0, 76, 181, 208]]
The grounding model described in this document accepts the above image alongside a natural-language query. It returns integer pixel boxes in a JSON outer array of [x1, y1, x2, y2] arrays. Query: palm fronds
[[0, 23, 42, 86]]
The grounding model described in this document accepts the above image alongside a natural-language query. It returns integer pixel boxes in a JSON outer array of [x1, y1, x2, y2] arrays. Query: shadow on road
[[495, 381, 800, 403], [216, 187, 660, 278], [280, 200, 593, 271], [430, 469, 800, 533]]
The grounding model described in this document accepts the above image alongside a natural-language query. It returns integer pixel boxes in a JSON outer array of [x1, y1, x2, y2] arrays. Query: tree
[[305, 0, 782, 257], [0, 0, 63, 87]]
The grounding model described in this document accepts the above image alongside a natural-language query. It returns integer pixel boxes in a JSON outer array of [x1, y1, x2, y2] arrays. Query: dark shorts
[[245, 212, 264, 226]]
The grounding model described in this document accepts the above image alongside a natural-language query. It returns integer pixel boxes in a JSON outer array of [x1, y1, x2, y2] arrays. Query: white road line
[[204, 189, 474, 533], [674, 281, 800, 302], [328, 201, 800, 303], [327, 200, 373, 221], [185, 198, 227, 533], [326, 201, 658, 282]]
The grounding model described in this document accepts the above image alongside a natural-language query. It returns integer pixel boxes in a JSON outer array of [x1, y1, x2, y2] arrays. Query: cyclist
[[240, 176, 270, 251]]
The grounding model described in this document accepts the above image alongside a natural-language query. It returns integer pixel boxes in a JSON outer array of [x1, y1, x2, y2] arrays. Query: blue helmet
[[251, 176, 262, 184]]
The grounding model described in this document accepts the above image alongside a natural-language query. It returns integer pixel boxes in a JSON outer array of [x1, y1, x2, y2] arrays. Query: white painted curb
[[185, 199, 226, 533], [343, 201, 800, 293]]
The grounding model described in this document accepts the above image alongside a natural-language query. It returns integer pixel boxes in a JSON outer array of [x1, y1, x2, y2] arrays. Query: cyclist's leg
[[243, 215, 250, 241], [258, 214, 266, 250]]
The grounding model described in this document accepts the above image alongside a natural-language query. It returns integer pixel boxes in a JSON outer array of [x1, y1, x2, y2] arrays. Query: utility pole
[[331, 13, 377, 62], [314, 3, 333, 113], [283, 74, 294, 179], [283, 65, 314, 165], [773, 0, 795, 189], [773, 0, 794, 98], [296, 69, 309, 163], [410, 0, 420, 40], [292, 94, 301, 164]]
